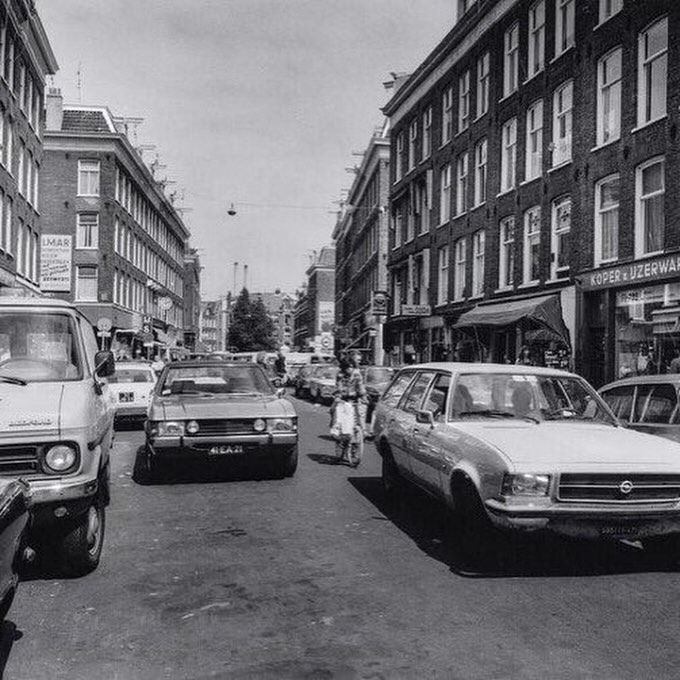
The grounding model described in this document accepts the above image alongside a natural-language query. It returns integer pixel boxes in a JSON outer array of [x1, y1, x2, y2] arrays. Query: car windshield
[[365, 367, 393, 384], [316, 366, 338, 380], [449, 372, 616, 425], [160, 364, 274, 395], [109, 368, 156, 384], [0, 310, 84, 382]]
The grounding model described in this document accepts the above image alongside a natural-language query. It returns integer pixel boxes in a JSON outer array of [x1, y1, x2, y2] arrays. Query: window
[[454, 238, 467, 300], [599, 0, 622, 24], [455, 152, 469, 216], [503, 23, 519, 97], [472, 230, 485, 297], [635, 384, 679, 425], [636, 157, 665, 257], [17, 140, 24, 195], [552, 81, 572, 166], [458, 70, 470, 132], [597, 48, 622, 145], [499, 217, 515, 289], [3, 116, 11, 172], [473, 138, 487, 206], [401, 372, 435, 415], [78, 160, 100, 196], [393, 205, 403, 247], [76, 213, 99, 249], [382, 371, 416, 408], [476, 53, 489, 118], [423, 373, 451, 420], [442, 87, 453, 144], [528, 1, 545, 78], [550, 197, 571, 279], [500, 118, 517, 192], [439, 165, 451, 224], [3, 196, 11, 255], [76, 266, 98, 302], [525, 100, 543, 181], [422, 107, 432, 160], [638, 18, 667, 125], [395, 133, 404, 182], [555, 0, 575, 56], [523, 206, 541, 284], [408, 119, 417, 171], [594, 174, 619, 265], [437, 245, 449, 305]]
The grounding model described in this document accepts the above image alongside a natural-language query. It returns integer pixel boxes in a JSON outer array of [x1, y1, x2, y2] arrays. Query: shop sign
[[39, 235, 72, 292], [582, 254, 680, 291], [400, 304, 432, 317]]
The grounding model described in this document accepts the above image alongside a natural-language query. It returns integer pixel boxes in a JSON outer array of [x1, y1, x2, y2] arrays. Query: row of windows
[[0, 106, 40, 211], [112, 267, 183, 326], [349, 220, 379, 278], [15, 219, 37, 284]]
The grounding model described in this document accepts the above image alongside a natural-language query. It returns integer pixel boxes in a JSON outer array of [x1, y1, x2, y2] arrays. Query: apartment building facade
[[333, 125, 390, 364], [199, 299, 225, 353], [41, 90, 190, 354], [0, 1, 57, 293], [252, 290, 295, 348], [384, 0, 676, 385]]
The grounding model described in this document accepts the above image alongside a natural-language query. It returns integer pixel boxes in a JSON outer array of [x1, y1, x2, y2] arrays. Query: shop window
[[523, 207, 541, 284], [635, 157, 665, 257], [504, 23, 519, 97], [638, 17, 667, 127], [550, 197, 571, 279], [600, 384, 634, 421], [594, 174, 619, 265], [597, 48, 622, 145]]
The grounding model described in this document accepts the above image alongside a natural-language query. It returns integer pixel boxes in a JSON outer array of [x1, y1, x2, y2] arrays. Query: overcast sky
[[37, 0, 453, 299]]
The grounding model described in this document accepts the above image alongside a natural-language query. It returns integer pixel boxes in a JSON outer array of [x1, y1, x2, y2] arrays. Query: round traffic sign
[[158, 296, 172, 311], [96, 317, 112, 332], [321, 336, 331, 349]]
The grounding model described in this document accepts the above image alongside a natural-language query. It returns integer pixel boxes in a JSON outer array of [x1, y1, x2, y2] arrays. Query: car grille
[[0, 445, 40, 475], [558, 473, 680, 503], [194, 419, 256, 436]]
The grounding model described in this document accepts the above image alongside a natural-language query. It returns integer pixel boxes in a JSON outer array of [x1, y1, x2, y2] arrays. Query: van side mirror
[[416, 410, 435, 427], [95, 350, 115, 378]]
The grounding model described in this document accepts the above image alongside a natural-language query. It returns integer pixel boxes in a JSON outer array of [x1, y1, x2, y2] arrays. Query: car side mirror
[[94, 350, 115, 378], [276, 387, 285, 399], [416, 410, 435, 427], [272, 377, 282, 387]]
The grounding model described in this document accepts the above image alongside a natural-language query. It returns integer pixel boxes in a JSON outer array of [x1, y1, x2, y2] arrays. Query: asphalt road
[[3, 395, 680, 679]]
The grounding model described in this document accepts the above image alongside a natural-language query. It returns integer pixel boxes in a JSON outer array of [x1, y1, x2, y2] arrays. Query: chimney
[[45, 87, 63, 131]]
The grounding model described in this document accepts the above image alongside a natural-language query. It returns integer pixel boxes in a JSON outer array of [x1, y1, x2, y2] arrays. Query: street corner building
[[39, 89, 199, 359], [381, 0, 678, 386]]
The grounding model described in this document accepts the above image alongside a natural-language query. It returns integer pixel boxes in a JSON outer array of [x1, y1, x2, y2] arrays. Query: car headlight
[[253, 418, 267, 432], [502, 473, 551, 496], [44, 444, 77, 472], [186, 420, 200, 435], [267, 418, 297, 432], [155, 421, 186, 436]]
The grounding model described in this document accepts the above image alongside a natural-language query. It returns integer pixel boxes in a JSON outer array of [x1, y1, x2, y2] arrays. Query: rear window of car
[[634, 383, 679, 424], [600, 385, 635, 420], [161, 365, 273, 395]]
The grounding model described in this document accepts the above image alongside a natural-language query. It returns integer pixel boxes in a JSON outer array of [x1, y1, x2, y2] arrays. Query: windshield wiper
[[457, 409, 540, 424], [0, 375, 27, 386]]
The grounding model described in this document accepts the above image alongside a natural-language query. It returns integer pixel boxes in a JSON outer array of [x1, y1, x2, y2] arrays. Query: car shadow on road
[[0, 620, 22, 677], [348, 476, 673, 579], [131, 447, 289, 486]]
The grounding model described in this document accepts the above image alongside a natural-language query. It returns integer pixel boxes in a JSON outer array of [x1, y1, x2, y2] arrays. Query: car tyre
[[381, 448, 404, 501], [58, 498, 106, 577], [280, 447, 298, 478]]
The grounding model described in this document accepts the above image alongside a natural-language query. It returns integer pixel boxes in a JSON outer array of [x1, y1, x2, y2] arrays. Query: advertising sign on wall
[[39, 235, 73, 292], [317, 301, 334, 333]]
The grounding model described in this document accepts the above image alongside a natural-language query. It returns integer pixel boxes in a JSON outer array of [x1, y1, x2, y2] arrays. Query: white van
[[0, 296, 115, 576]]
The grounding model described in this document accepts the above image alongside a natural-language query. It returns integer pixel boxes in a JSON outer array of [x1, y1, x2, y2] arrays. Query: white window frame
[[453, 238, 467, 301], [597, 47, 622, 146], [76, 212, 99, 249], [523, 206, 541, 284], [442, 87, 453, 145], [555, 0, 575, 57], [598, 0, 622, 25], [500, 118, 517, 192], [550, 196, 571, 280], [440, 164, 451, 224], [78, 159, 101, 197], [637, 17, 668, 127], [594, 174, 620, 266], [635, 156, 665, 258], [472, 230, 485, 297], [476, 53, 489, 118], [525, 100, 543, 181], [458, 70, 470, 132], [528, 1, 546, 79], [395, 133, 404, 182], [499, 216, 515, 290], [551, 81, 572, 167], [455, 152, 469, 216], [408, 119, 417, 171], [473, 138, 487, 207], [422, 107, 432, 160], [437, 245, 449, 306], [503, 23, 519, 97], [75, 266, 99, 302]]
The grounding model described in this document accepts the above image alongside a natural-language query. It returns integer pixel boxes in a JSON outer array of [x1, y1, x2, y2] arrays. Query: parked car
[[293, 364, 318, 398], [373, 362, 680, 564], [599, 375, 680, 443], [308, 365, 339, 403], [109, 361, 157, 427], [145, 361, 297, 478], [0, 296, 115, 576], [0, 478, 31, 621], [362, 366, 395, 424]]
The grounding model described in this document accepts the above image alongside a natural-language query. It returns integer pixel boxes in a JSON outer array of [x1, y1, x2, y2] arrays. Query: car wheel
[[381, 447, 403, 500], [643, 535, 680, 565], [58, 499, 106, 577], [450, 479, 497, 568], [278, 447, 298, 478]]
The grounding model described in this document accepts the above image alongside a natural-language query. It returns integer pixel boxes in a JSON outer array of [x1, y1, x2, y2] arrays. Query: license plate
[[209, 445, 244, 455], [600, 525, 639, 537], [119, 392, 134, 403]]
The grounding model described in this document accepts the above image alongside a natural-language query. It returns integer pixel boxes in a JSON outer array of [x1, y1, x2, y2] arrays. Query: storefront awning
[[455, 294, 571, 348]]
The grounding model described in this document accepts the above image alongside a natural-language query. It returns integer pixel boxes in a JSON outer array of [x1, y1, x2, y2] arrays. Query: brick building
[[0, 1, 57, 292], [383, 0, 678, 385], [41, 90, 191, 356], [251, 290, 295, 348], [333, 124, 390, 364]]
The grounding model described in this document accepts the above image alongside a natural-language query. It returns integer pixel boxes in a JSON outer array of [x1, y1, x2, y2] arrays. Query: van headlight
[[44, 444, 77, 472], [502, 473, 551, 496], [267, 418, 297, 432]]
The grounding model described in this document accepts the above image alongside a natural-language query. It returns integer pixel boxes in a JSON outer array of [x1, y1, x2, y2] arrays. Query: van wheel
[[59, 500, 105, 577]]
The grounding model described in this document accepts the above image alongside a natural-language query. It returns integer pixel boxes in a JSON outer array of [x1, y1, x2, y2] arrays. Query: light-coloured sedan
[[308, 365, 339, 404], [373, 362, 680, 564]]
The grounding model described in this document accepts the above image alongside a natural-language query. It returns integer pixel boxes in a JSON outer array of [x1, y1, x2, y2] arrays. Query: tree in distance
[[228, 288, 276, 351]]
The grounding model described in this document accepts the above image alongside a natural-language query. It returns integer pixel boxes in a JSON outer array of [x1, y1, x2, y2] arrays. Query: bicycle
[[331, 399, 364, 468]]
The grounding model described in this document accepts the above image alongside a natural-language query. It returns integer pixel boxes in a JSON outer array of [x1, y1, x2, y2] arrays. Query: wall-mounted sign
[[400, 304, 432, 317], [317, 301, 334, 333], [582, 254, 680, 291], [371, 291, 388, 317], [39, 235, 72, 292]]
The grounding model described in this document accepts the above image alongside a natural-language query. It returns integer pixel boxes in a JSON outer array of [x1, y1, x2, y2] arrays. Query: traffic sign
[[158, 296, 172, 311], [96, 317, 112, 332]]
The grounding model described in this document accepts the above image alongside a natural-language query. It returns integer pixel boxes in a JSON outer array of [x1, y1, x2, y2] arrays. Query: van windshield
[[0, 310, 84, 382]]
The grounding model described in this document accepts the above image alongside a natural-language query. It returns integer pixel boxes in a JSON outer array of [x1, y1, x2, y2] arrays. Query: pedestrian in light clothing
[[330, 352, 367, 435]]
